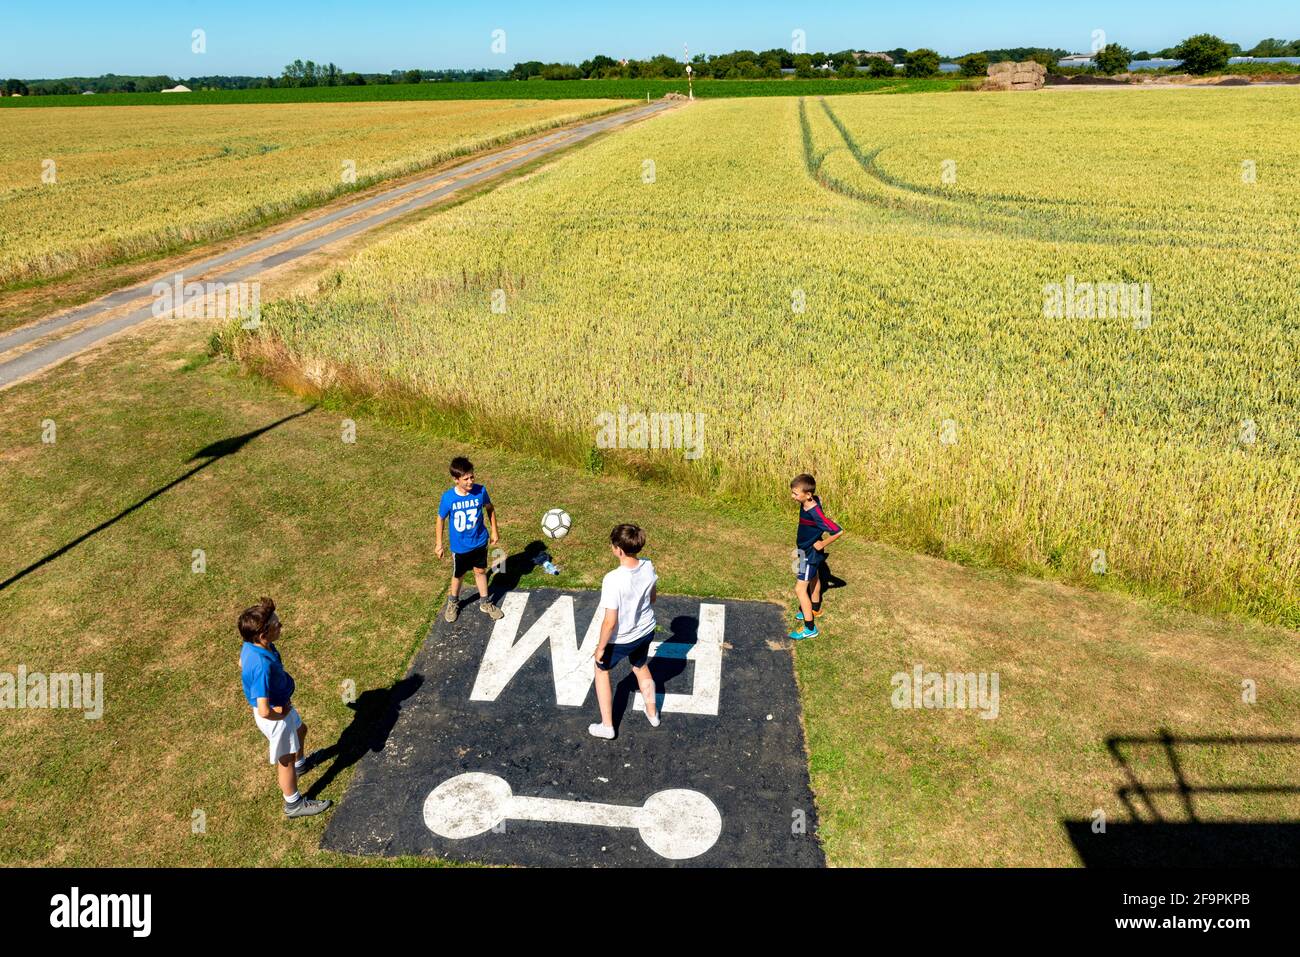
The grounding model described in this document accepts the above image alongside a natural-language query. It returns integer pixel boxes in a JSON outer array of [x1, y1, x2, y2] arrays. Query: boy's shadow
[[610, 615, 694, 732], [819, 560, 848, 591], [487, 539, 550, 603], [304, 675, 423, 799]]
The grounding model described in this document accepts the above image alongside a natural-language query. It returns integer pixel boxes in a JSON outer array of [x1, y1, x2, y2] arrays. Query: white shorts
[[253, 707, 302, 765]]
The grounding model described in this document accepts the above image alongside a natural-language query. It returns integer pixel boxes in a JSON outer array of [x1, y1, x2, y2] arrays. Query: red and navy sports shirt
[[796, 496, 842, 559]]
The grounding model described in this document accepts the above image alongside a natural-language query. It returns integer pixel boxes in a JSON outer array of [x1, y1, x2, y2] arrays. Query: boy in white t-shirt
[[589, 524, 660, 740]]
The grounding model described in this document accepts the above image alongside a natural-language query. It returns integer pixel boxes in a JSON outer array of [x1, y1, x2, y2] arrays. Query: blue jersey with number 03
[[439, 484, 491, 553]]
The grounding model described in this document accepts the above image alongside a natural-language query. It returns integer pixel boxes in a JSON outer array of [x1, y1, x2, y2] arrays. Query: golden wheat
[[235, 90, 1300, 624], [0, 98, 623, 287]]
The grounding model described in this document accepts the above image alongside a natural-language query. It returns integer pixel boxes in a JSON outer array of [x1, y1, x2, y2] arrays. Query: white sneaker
[[588, 722, 615, 740], [645, 710, 661, 728]]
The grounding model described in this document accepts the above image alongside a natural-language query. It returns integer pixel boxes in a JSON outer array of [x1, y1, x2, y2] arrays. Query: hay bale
[[987, 61, 1015, 76], [981, 75, 1014, 91], [1011, 72, 1038, 84]]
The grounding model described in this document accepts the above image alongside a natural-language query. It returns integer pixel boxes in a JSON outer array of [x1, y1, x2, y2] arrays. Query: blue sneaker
[[795, 609, 823, 622], [788, 625, 818, 641]]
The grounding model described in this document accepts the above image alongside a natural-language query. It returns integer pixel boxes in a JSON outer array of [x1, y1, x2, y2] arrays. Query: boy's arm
[[434, 514, 445, 558], [485, 503, 499, 545], [812, 506, 844, 551], [814, 528, 844, 551], [256, 697, 286, 720]]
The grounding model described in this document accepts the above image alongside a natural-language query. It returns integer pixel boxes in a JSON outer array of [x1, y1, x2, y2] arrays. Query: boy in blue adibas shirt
[[436, 456, 504, 623]]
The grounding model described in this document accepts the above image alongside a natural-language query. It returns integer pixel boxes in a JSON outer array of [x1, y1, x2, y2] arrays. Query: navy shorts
[[453, 545, 489, 578], [795, 551, 823, 582], [596, 629, 654, 671]]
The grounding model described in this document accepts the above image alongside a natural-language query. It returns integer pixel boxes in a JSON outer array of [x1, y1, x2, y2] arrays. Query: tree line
[[6, 35, 1297, 96]]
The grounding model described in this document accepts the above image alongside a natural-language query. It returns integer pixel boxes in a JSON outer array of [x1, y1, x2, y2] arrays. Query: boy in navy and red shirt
[[436, 456, 504, 623], [789, 473, 844, 641]]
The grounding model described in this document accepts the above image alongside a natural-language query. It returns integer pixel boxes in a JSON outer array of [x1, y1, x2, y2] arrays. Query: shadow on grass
[[305, 674, 424, 800], [487, 539, 551, 603], [1063, 730, 1300, 866], [610, 614, 693, 732], [0, 405, 317, 593]]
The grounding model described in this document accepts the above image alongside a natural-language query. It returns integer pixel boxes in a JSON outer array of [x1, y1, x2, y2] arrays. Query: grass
[[229, 90, 1300, 627], [1, 318, 1298, 866], [0, 77, 963, 109]]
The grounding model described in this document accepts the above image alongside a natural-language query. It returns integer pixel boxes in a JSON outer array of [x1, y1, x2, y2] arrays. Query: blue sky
[[2, 1, 1296, 77]]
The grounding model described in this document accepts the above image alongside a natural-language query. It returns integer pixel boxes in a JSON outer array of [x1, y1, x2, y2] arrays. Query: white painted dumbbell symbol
[[423, 772, 722, 860]]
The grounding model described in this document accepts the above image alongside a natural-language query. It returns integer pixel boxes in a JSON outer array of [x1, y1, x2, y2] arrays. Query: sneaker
[[444, 598, 459, 623], [788, 625, 818, 641], [479, 600, 504, 621], [588, 722, 616, 740], [645, 710, 661, 728], [795, 609, 824, 622], [284, 796, 332, 819]]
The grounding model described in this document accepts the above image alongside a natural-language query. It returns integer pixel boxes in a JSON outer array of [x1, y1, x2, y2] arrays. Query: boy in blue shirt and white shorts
[[238, 596, 331, 819]]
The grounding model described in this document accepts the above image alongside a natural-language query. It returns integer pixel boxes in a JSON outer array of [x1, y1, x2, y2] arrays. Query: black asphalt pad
[[321, 588, 824, 867]]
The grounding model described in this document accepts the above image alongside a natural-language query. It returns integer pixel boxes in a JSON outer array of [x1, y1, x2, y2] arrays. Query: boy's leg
[[631, 663, 658, 720], [474, 566, 504, 619], [810, 570, 823, 610], [296, 719, 308, 764], [445, 571, 464, 621], [277, 753, 298, 798], [594, 667, 614, 727], [795, 578, 815, 624]]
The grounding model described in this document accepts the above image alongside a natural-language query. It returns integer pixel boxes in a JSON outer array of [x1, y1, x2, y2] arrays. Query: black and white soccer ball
[[541, 508, 572, 540]]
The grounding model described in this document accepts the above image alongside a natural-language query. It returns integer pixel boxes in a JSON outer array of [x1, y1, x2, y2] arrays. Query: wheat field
[[0, 98, 623, 287], [231, 90, 1300, 625]]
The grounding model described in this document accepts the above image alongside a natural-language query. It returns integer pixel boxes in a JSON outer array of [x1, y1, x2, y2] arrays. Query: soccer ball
[[541, 508, 571, 540]]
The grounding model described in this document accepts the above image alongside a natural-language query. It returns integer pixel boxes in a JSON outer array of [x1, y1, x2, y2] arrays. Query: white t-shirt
[[600, 559, 657, 644]]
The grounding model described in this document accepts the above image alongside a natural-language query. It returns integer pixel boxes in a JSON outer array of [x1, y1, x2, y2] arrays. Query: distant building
[[161, 84, 192, 93], [1058, 54, 1094, 67], [81, 90, 95, 94]]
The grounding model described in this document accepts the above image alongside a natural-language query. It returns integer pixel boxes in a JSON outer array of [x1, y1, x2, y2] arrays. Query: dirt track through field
[[0, 98, 679, 390]]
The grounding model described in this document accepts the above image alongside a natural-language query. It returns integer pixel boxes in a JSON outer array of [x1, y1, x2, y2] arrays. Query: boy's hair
[[238, 597, 276, 642], [449, 456, 474, 479], [610, 524, 646, 556], [790, 473, 816, 494]]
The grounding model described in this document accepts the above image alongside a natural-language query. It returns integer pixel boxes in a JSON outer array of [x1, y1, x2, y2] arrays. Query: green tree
[[1248, 38, 1289, 57], [510, 61, 545, 80], [579, 54, 617, 78], [957, 53, 989, 77], [1173, 34, 1232, 74], [904, 48, 941, 77], [4, 78, 30, 95], [793, 54, 815, 78], [837, 58, 859, 79], [866, 56, 896, 77], [402, 69, 422, 84], [1093, 43, 1133, 75]]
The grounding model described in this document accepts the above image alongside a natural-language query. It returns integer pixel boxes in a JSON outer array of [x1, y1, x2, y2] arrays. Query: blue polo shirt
[[240, 641, 296, 709]]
